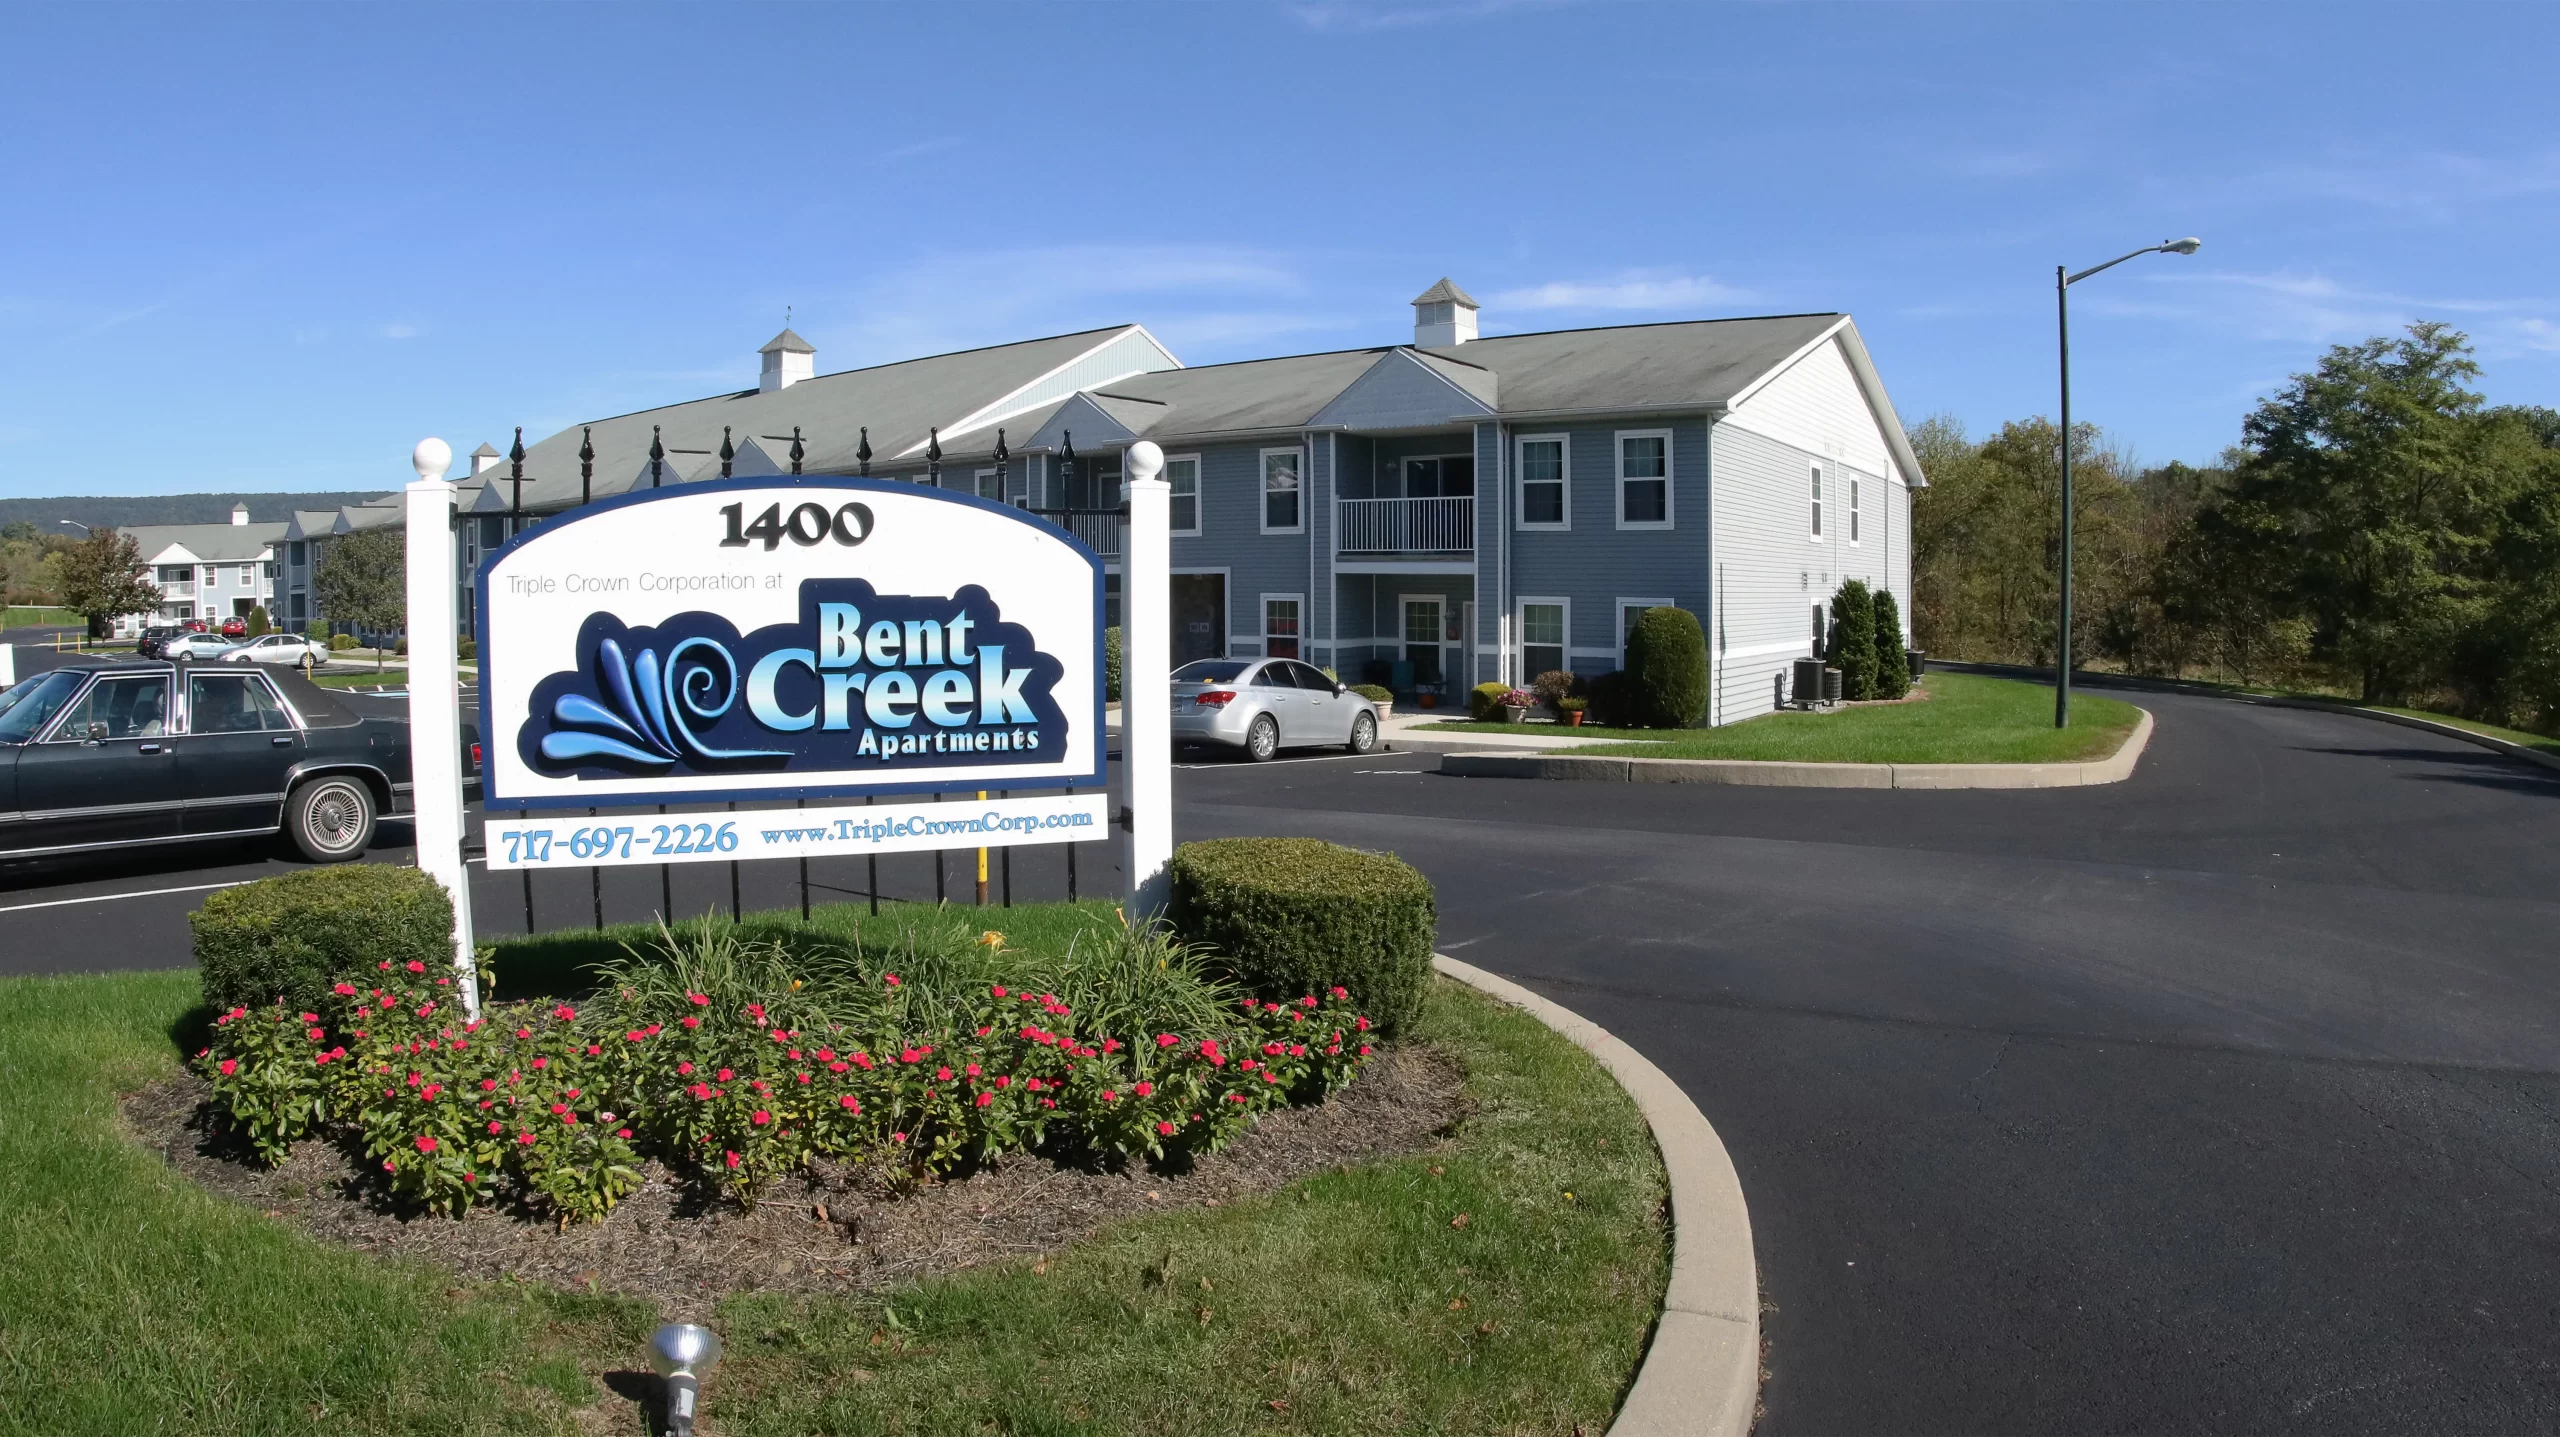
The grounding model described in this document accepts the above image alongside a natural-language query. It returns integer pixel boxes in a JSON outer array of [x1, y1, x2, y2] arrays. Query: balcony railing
[[1028, 506, 1125, 558], [1337, 496, 1474, 556]]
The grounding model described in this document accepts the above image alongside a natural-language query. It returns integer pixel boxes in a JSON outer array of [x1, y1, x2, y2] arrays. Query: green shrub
[[458, 637, 477, 661], [1468, 681, 1510, 721], [1585, 669, 1634, 726], [245, 606, 271, 638], [191, 866, 454, 1015], [1165, 837, 1435, 1036], [1532, 669, 1579, 707], [327, 632, 356, 651], [1624, 606, 1708, 727], [1870, 586, 1910, 700], [1351, 683, 1392, 704], [1104, 626, 1123, 702], [395, 636, 410, 656], [1829, 581, 1878, 701]]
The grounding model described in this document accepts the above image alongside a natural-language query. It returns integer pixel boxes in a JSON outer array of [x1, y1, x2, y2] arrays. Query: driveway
[[5, 685, 2558, 1430]]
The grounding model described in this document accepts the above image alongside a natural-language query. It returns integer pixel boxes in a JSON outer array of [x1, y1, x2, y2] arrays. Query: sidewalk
[[1379, 712, 1634, 751]]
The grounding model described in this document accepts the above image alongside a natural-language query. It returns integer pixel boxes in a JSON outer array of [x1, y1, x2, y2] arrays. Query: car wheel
[[1346, 710, 1378, 755], [285, 775, 375, 862], [1245, 715, 1280, 763]]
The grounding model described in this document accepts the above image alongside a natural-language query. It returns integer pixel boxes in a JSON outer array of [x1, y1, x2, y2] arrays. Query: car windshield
[[0, 669, 89, 744], [1173, 660, 1250, 683]]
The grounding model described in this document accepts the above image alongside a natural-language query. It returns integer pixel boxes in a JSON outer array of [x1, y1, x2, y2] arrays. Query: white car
[[218, 633, 332, 668]]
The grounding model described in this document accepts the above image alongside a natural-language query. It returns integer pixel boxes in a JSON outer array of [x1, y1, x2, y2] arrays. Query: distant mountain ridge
[[0, 491, 388, 533]]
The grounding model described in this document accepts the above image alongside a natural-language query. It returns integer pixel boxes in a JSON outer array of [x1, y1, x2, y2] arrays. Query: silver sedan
[[218, 633, 333, 668], [1169, 657, 1379, 761]]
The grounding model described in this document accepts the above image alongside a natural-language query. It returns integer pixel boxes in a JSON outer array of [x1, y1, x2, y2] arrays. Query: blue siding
[[1166, 437, 1315, 659], [1499, 416, 1714, 680]]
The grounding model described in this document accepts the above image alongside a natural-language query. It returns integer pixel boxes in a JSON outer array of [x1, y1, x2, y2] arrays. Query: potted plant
[[1414, 683, 1439, 710], [1494, 687, 1535, 725], [1558, 696, 1589, 726]]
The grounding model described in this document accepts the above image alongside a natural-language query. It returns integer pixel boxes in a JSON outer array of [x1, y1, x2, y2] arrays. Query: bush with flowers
[[190, 919, 1378, 1224]]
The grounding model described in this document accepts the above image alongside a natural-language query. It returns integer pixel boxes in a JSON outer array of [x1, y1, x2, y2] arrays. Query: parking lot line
[[0, 879, 254, 914]]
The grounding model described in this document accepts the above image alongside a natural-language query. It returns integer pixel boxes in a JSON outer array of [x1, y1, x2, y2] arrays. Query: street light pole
[[2052, 237, 2202, 728]]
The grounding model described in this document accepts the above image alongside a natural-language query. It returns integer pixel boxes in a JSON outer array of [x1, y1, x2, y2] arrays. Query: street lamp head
[[2163, 237, 2202, 256]]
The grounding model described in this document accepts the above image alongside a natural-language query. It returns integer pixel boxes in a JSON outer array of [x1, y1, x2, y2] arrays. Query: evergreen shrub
[[1468, 682, 1511, 721], [1166, 837, 1435, 1036], [1624, 606, 1709, 727], [1829, 582, 1879, 700], [1104, 626, 1123, 702], [1871, 587, 1911, 699], [192, 865, 454, 1016]]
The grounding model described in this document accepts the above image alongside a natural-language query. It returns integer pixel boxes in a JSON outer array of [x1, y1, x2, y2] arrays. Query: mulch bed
[[122, 1044, 1468, 1314]]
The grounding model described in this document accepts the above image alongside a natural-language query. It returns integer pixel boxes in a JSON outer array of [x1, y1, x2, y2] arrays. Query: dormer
[[1411, 277, 1479, 347]]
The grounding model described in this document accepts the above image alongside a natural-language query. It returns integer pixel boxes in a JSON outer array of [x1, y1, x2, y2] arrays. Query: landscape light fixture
[[2053, 236, 2201, 727], [647, 1322, 722, 1436]]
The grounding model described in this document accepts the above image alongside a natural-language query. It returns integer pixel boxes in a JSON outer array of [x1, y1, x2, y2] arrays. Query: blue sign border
[[472, 475, 1109, 812]]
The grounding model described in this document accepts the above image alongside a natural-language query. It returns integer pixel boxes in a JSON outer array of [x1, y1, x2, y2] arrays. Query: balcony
[[1028, 507, 1125, 558], [1337, 496, 1473, 557]]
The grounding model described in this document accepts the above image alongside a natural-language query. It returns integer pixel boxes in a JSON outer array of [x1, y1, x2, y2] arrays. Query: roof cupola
[[1411, 278, 1479, 347], [759, 328, 816, 393]]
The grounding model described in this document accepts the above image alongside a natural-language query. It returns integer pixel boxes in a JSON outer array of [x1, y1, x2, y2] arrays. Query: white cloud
[[1488, 270, 1753, 313], [2086, 268, 2560, 360], [1282, 0, 1562, 33], [381, 322, 420, 340]]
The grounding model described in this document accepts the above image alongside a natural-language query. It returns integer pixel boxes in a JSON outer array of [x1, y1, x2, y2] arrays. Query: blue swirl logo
[[540, 635, 790, 767]]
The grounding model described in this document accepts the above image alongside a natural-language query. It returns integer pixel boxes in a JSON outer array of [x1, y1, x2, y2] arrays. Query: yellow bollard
[[975, 791, 990, 906]]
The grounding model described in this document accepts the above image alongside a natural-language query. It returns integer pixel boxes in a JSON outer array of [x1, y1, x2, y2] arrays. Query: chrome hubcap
[[305, 785, 364, 850]]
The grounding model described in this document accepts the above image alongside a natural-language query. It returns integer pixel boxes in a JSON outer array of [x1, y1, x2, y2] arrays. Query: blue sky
[[2, 2, 2554, 499]]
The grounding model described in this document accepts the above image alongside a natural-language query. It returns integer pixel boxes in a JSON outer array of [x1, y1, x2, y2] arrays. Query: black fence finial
[[789, 425, 805, 477], [926, 427, 942, 486], [650, 425, 665, 489], [992, 428, 1010, 502], [1059, 430, 1078, 501], [720, 425, 735, 479], [856, 426, 872, 478], [579, 425, 594, 506], [508, 426, 526, 517]]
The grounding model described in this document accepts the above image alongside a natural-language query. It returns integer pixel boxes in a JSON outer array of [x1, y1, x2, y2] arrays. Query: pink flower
[[1329, 985, 1348, 1000], [991, 985, 1007, 998], [405, 960, 426, 974], [838, 1095, 860, 1111], [724, 1150, 741, 1169], [678, 1061, 694, 1075], [1299, 995, 1317, 1009], [617, 1128, 633, 1139], [333, 983, 358, 997], [414, 1134, 437, 1153], [217, 1058, 237, 1076], [1101, 1089, 1118, 1101], [974, 1092, 994, 1108], [716, 1068, 733, 1082], [1358, 1044, 1373, 1057], [1262, 1072, 1279, 1084], [681, 1016, 700, 1030], [751, 1110, 772, 1127], [935, 1066, 952, 1081], [795, 1072, 811, 1085], [531, 1056, 548, 1069], [480, 1078, 498, 1091], [1156, 1121, 1176, 1137], [1355, 1017, 1371, 1032], [890, 1131, 907, 1143], [883, 974, 901, 988], [553, 1005, 576, 1022], [1134, 1081, 1152, 1097], [515, 1027, 532, 1039], [687, 992, 710, 1007], [995, 1075, 1012, 1089], [965, 1063, 982, 1077], [518, 1132, 536, 1145], [1157, 1033, 1180, 1049]]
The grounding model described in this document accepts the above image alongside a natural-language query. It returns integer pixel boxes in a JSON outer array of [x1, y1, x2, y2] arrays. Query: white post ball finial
[[412, 437, 453, 482], [1125, 440, 1165, 483]]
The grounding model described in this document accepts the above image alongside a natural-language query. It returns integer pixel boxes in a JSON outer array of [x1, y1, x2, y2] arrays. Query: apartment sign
[[476, 478, 1106, 810]]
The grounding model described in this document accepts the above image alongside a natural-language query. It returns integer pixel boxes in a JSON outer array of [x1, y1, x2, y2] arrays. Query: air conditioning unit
[[1822, 667, 1844, 705], [1790, 658, 1825, 709]]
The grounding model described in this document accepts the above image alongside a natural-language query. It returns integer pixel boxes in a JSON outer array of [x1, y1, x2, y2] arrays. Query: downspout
[[1498, 421, 1513, 686]]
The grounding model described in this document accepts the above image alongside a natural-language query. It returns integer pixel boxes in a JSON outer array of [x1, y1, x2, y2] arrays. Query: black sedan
[[0, 660, 438, 863]]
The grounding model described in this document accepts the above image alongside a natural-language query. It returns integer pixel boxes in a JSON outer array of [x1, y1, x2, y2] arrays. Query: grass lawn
[[3, 905, 1666, 1436], [2, 604, 82, 628], [2364, 707, 2560, 758], [1411, 719, 1669, 741], [1573, 671, 2143, 764]]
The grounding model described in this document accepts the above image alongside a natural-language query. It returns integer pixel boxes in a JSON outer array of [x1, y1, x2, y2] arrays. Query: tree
[[245, 605, 271, 638], [53, 528, 162, 637], [313, 527, 406, 670], [1828, 581, 1878, 700], [1908, 414, 2137, 668], [1870, 586, 1910, 699]]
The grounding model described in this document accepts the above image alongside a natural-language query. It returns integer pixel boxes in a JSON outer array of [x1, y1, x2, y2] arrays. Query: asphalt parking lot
[[6, 684, 2558, 1432]]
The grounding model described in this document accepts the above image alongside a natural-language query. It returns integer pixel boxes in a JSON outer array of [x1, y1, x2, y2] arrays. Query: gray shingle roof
[[1410, 277, 1479, 308], [758, 328, 816, 355], [125, 521, 290, 564], [1423, 314, 1846, 414]]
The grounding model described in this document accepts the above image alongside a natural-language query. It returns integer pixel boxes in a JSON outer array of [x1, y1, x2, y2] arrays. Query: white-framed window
[[974, 467, 1002, 502], [1401, 594, 1447, 687], [1260, 447, 1303, 533], [1810, 463, 1825, 540], [237, 563, 256, 585], [201, 565, 219, 588], [1166, 453, 1201, 536], [1262, 593, 1304, 660], [1516, 433, 1569, 530], [1615, 430, 1672, 529], [1849, 475, 1861, 544], [156, 564, 189, 586], [1812, 599, 1829, 657], [1518, 597, 1569, 680], [1617, 597, 1675, 668]]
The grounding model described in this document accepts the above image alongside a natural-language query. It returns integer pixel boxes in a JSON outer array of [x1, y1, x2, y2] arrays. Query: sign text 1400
[[719, 501, 874, 551]]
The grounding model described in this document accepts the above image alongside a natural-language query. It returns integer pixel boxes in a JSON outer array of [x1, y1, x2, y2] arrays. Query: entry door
[[1403, 598, 1444, 688], [1170, 574, 1226, 668], [179, 670, 301, 834], [13, 674, 178, 849]]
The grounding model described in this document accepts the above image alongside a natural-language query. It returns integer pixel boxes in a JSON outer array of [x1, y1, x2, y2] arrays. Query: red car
[[183, 618, 209, 633], [219, 616, 247, 638]]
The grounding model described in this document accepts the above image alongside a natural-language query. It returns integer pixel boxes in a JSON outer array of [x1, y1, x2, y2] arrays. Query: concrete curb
[[1431, 954, 1758, 1437], [1440, 706, 2153, 790]]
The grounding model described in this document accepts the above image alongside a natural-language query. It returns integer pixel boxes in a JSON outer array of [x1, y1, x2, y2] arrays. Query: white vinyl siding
[[1615, 430, 1672, 530], [1516, 433, 1569, 530], [1849, 475, 1861, 545], [1810, 462, 1824, 540]]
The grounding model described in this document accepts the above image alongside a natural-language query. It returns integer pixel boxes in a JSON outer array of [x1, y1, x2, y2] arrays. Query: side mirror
[[87, 722, 108, 743]]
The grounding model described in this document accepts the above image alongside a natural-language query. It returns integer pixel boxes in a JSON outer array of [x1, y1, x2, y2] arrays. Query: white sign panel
[[483, 792, 1109, 870], [477, 479, 1105, 810]]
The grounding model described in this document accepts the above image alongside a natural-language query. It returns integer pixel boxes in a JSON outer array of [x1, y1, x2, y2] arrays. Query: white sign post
[[1122, 440, 1172, 916], [403, 438, 480, 1018]]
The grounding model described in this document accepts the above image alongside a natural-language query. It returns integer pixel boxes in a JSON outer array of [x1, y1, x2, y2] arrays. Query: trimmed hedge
[[1624, 606, 1708, 727], [1468, 681, 1511, 721], [1104, 625, 1123, 702], [1351, 683, 1393, 704], [1829, 581, 1878, 700], [1165, 838, 1435, 1036], [192, 865, 454, 1015]]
